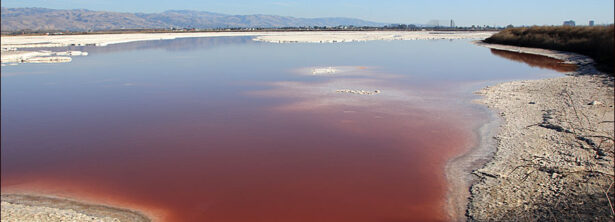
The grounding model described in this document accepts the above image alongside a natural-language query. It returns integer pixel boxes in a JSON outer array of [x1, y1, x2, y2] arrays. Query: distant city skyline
[[2, 0, 613, 27]]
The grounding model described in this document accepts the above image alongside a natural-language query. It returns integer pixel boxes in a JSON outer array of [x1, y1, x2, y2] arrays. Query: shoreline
[[1, 31, 494, 65], [1, 193, 152, 222], [473, 40, 599, 75], [463, 42, 614, 220], [1, 31, 496, 49], [445, 105, 501, 221]]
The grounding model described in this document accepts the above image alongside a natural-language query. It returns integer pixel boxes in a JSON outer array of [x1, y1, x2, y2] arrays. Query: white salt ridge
[[336, 89, 381, 95], [1, 32, 495, 50], [1, 50, 88, 64], [0, 32, 268, 50], [254, 31, 496, 43], [1, 31, 495, 65], [312, 67, 337, 75]]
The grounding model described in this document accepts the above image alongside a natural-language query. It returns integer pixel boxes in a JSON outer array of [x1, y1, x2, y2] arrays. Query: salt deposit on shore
[[464, 42, 614, 221], [253, 31, 496, 43], [0, 32, 263, 50], [1, 194, 150, 222], [1, 31, 495, 65], [1, 31, 494, 49], [0, 50, 88, 64], [1, 32, 260, 65], [1, 202, 119, 222]]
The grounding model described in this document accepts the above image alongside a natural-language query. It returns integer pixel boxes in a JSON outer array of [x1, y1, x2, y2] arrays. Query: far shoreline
[[1, 31, 495, 65], [1, 29, 500, 37]]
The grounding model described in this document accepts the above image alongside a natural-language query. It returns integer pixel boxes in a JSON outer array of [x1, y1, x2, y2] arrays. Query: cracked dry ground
[[469, 74, 615, 221]]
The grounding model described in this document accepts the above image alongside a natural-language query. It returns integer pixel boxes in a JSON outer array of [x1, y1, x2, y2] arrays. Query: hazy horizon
[[2, 0, 613, 27]]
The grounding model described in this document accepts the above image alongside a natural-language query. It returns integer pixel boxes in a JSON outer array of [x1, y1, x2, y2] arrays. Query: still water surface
[[1, 37, 565, 221]]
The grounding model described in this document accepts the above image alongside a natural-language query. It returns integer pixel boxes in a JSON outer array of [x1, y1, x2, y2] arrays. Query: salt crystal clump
[[55, 51, 88, 56], [312, 67, 336, 75], [336, 89, 381, 95]]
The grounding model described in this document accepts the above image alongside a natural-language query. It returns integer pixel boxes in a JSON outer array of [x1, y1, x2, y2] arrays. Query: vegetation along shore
[[468, 27, 614, 221], [483, 25, 614, 73]]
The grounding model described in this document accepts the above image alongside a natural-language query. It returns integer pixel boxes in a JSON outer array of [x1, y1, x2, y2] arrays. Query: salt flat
[[253, 31, 495, 43], [1, 31, 495, 65], [1, 31, 495, 48]]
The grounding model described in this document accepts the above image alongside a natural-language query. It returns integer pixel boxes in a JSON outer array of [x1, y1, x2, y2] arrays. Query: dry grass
[[484, 25, 614, 74]]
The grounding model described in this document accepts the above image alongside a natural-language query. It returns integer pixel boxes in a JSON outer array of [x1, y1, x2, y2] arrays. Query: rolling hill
[[1, 7, 385, 31]]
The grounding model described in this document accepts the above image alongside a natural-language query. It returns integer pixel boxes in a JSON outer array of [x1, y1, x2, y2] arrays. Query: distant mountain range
[[1, 7, 386, 31]]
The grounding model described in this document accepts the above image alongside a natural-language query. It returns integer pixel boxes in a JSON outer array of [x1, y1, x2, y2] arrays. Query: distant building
[[589, 20, 595, 26], [563, 20, 576, 26]]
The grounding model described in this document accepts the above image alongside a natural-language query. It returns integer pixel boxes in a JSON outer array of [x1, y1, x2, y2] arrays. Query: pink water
[[1, 38, 564, 221]]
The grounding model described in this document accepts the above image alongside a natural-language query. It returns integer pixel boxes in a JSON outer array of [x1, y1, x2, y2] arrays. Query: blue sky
[[3, 0, 613, 26]]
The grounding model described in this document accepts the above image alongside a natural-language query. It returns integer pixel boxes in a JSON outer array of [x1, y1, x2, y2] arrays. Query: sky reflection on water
[[1, 37, 565, 221]]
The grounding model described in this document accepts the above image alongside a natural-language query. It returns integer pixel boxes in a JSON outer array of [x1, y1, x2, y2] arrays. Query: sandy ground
[[465, 43, 615, 221], [1, 194, 150, 222], [1, 31, 494, 65]]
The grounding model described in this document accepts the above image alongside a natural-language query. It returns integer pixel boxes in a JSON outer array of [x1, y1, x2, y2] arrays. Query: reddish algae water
[[1, 38, 564, 221]]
